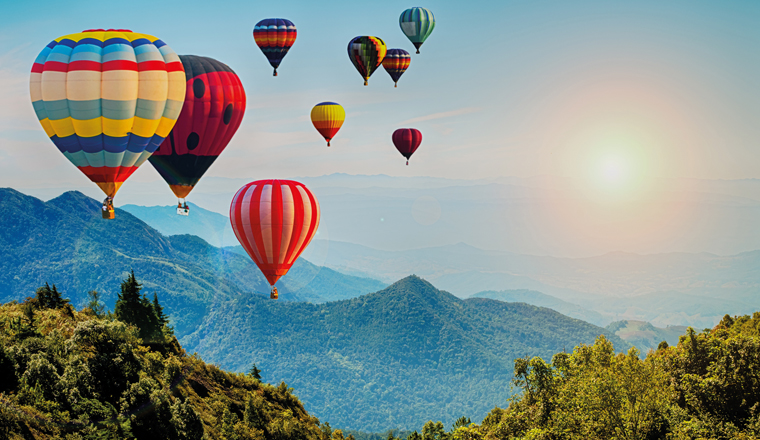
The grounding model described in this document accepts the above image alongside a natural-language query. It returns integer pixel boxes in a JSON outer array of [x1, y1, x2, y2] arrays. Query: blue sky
[[2, 0, 760, 202]]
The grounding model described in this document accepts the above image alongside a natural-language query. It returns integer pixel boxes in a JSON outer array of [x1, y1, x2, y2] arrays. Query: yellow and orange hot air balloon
[[310, 102, 345, 147]]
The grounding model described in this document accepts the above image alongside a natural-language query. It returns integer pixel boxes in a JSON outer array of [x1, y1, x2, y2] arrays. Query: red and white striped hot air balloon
[[229, 179, 320, 299]]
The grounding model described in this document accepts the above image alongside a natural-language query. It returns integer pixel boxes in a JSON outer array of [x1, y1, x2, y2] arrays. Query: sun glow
[[600, 156, 627, 186]]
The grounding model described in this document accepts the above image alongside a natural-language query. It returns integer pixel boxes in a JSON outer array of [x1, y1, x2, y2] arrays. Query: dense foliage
[[0, 279, 340, 440], [455, 312, 760, 440], [186, 276, 628, 431]]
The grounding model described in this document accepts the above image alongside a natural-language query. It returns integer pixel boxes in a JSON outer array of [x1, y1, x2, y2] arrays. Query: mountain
[[470, 290, 606, 326], [0, 188, 386, 336], [606, 320, 689, 353], [184, 275, 629, 431], [304, 241, 760, 328], [120, 202, 239, 248]]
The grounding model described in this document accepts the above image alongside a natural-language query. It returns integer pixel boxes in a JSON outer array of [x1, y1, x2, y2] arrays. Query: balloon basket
[[101, 197, 115, 219]]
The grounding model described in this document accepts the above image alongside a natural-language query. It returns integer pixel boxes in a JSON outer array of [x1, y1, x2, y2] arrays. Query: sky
[[2, 0, 760, 255]]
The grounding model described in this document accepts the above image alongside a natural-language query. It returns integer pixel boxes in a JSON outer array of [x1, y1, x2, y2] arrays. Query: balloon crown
[[82, 29, 133, 33]]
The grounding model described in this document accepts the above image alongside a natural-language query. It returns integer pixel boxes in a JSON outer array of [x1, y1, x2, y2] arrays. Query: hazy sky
[[2, 1, 760, 215]]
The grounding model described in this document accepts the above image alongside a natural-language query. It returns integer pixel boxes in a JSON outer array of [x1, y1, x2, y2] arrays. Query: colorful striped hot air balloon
[[30, 29, 185, 218], [149, 55, 246, 213], [253, 18, 296, 76], [310, 102, 345, 147], [381, 49, 411, 87], [399, 7, 436, 54], [230, 179, 321, 299], [347, 36, 387, 86], [392, 128, 423, 165]]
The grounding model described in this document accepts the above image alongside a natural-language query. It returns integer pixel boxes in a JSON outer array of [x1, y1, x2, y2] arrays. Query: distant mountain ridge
[[186, 275, 629, 431], [470, 289, 606, 326], [0, 188, 386, 336]]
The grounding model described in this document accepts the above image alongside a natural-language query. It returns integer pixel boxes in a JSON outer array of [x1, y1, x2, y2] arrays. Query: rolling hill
[[184, 275, 629, 431], [0, 188, 386, 336]]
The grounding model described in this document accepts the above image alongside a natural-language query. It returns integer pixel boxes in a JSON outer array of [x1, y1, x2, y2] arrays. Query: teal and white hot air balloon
[[399, 7, 435, 54]]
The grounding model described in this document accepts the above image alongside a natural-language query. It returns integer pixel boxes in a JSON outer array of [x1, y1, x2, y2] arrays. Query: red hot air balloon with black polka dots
[[149, 55, 246, 214]]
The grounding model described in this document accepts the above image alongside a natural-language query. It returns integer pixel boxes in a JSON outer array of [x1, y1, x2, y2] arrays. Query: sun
[[600, 156, 628, 186]]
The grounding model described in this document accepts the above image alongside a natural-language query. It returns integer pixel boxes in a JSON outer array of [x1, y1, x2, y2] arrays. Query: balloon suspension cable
[[177, 198, 184, 208]]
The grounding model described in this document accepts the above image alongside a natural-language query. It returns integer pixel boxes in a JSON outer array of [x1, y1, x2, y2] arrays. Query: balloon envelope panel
[[230, 180, 321, 286], [30, 29, 185, 197], [149, 55, 246, 199]]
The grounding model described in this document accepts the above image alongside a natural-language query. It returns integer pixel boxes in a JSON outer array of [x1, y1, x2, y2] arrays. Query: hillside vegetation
[[186, 276, 628, 431], [452, 313, 760, 440], [0, 278, 336, 440]]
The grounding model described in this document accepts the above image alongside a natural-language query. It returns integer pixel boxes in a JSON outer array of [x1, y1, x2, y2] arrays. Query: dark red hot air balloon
[[392, 128, 422, 165], [149, 55, 246, 214]]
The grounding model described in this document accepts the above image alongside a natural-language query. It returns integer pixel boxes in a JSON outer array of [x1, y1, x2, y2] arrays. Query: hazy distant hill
[[470, 289, 606, 326], [120, 202, 239, 248], [605, 320, 689, 353], [184, 276, 628, 431], [0, 188, 385, 335]]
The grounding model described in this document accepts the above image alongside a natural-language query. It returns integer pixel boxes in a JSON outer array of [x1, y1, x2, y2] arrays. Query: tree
[[249, 363, 262, 380], [87, 290, 105, 317], [153, 292, 169, 327], [114, 271, 163, 342]]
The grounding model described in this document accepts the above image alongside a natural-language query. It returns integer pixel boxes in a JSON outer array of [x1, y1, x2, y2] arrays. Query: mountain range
[[0, 187, 633, 431], [185, 275, 629, 431], [0, 188, 385, 336], [124, 196, 760, 329]]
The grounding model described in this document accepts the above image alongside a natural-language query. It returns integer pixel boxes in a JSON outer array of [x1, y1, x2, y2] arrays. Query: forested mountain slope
[[185, 276, 628, 431], [0, 188, 385, 336], [0, 293, 331, 439]]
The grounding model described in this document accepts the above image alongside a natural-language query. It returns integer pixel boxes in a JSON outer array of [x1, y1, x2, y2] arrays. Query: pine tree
[[115, 271, 163, 342], [153, 292, 169, 327], [249, 363, 262, 380]]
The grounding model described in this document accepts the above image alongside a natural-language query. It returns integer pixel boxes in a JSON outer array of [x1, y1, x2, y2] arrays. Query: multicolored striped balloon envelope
[[347, 36, 387, 86], [310, 102, 345, 146], [230, 180, 321, 294], [149, 55, 246, 203], [392, 128, 423, 165], [30, 29, 185, 202], [253, 18, 296, 76], [399, 7, 436, 54], [381, 48, 411, 87]]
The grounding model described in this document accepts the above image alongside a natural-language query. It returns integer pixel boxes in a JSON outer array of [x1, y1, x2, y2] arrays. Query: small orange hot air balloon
[[310, 102, 345, 147]]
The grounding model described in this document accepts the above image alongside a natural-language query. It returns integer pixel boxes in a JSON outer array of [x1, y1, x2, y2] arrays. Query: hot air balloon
[[399, 8, 436, 54], [381, 49, 411, 87], [149, 55, 246, 215], [30, 29, 185, 219], [347, 36, 387, 86], [311, 102, 345, 146], [230, 179, 320, 299], [253, 18, 296, 76], [392, 128, 423, 165]]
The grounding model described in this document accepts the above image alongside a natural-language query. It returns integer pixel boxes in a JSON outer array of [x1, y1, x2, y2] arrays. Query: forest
[[1, 273, 759, 439]]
